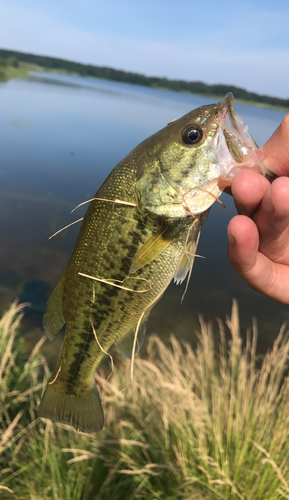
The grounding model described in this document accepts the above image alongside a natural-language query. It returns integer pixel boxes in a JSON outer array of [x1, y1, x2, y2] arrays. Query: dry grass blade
[[61, 448, 96, 464], [2, 300, 289, 499], [277, 490, 289, 499], [118, 463, 170, 476], [92, 323, 114, 380], [250, 439, 289, 489], [0, 410, 23, 453], [71, 197, 137, 213], [78, 273, 151, 293], [17, 336, 47, 385], [182, 185, 226, 212], [25, 335, 47, 362], [0, 328, 16, 381], [49, 217, 83, 239], [0, 302, 27, 383], [0, 485, 14, 493], [130, 310, 145, 383]]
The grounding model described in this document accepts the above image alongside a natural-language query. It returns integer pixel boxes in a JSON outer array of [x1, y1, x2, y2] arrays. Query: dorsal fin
[[115, 310, 150, 359], [130, 226, 174, 274], [43, 273, 66, 340]]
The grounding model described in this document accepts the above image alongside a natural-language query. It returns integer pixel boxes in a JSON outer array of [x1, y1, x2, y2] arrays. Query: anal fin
[[115, 309, 150, 359], [43, 273, 66, 340]]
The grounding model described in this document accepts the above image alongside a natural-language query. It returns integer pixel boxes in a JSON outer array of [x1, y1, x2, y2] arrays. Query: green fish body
[[39, 93, 268, 432]]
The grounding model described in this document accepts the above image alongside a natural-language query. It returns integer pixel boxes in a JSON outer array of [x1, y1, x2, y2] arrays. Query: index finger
[[231, 170, 269, 218]]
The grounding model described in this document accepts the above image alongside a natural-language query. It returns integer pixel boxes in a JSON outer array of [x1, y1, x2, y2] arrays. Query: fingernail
[[227, 227, 236, 245], [262, 186, 274, 213]]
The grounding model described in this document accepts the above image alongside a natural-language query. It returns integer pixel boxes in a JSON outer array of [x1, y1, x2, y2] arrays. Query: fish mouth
[[218, 93, 257, 161], [181, 93, 274, 216], [215, 93, 272, 184]]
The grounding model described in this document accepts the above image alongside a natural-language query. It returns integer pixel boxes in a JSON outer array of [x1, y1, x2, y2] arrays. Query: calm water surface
[[0, 72, 287, 359]]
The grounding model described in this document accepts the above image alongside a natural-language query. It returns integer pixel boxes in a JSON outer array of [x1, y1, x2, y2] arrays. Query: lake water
[[0, 72, 287, 360]]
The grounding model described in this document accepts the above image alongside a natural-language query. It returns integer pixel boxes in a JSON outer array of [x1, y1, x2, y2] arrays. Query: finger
[[257, 113, 289, 177], [227, 215, 289, 304], [227, 215, 259, 276], [253, 177, 289, 263], [230, 170, 270, 217]]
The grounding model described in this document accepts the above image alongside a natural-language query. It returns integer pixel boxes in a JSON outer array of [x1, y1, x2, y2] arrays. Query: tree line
[[0, 48, 288, 110]]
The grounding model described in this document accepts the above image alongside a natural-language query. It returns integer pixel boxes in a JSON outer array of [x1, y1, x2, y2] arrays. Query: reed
[[1, 300, 289, 499]]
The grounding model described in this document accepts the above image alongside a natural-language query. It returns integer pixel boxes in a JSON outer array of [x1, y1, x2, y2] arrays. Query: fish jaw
[[215, 93, 271, 180], [136, 92, 273, 219], [182, 93, 272, 215]]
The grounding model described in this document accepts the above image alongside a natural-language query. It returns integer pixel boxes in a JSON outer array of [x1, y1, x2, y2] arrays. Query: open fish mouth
[[216, 93, 272, 183], [137, 92, 275, 219], [182, 93, 273, 216], [219, 92, 256, 152]]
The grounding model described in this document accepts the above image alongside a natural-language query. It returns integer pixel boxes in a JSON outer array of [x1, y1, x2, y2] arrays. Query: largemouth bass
[[39, 93, 269, 433]]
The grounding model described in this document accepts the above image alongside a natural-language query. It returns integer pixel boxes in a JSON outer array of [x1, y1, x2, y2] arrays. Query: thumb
[[257, 114, 289, 177]]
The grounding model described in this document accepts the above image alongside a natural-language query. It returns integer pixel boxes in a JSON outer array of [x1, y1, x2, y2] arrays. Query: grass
[[0, 62, 29, 81], [0, 60, 50, 82], [1, 300, 289, 499]]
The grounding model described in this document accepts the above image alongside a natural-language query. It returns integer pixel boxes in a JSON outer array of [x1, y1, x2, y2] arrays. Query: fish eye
[[182, 126, 203, 145]]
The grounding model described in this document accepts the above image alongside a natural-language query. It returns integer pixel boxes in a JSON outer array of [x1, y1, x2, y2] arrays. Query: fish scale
[[38, 93, 267, 432]]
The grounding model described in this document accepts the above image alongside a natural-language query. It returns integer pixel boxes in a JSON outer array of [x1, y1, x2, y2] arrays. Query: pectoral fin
[[130, 227, 174, 274], [115, 309, 151, 359], [43, 273, 66, 340], [173, 231, 201, 285]]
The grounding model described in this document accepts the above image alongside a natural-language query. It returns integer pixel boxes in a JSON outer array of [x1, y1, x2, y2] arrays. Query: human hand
[[227, 114, 289, 304]]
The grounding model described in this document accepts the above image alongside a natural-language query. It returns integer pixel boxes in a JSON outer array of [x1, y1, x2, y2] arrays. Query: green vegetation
[[1, 301, 289, 498], [0, 56, 37, 81], [0, 48, 288, 110]]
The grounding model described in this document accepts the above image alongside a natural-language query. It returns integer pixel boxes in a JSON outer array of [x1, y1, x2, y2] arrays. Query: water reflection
[[0, 74, 287, 360]]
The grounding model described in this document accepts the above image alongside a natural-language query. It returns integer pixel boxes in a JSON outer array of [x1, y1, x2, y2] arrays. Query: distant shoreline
[[0, 48, 288, 111]]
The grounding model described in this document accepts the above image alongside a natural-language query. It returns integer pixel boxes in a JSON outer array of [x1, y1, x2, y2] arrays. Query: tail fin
[[38, 379, 104, 433]]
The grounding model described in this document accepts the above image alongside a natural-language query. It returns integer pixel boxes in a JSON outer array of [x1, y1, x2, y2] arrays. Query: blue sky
[[1, 0, 289, 98]]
